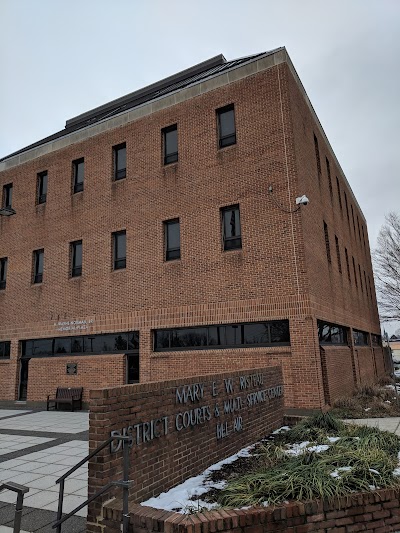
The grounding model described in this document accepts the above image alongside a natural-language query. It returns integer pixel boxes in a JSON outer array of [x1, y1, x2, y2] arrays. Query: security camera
[[295, 195, 309, 206]]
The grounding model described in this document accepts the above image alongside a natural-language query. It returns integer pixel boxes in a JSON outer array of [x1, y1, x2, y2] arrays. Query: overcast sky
[[1, 0, 399, 332]]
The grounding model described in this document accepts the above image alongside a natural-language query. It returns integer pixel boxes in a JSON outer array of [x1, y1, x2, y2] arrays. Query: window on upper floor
[[314, 134, 321, 181], [323, 221, 331, 263], [37, 171, 48, 204], [352, 256, 358, 288], [317, 320, 348, 345], [336, 177, 342, 211], [326, 157, 333, 199], [353, 329, 369, 346], [33, 249, 44, 284], [0, 257, 7, 290], [0, 341, 10, 359], [113, 143, 126, 180], [162, 125, 178, 165], [2, 183, 13, 209], [70, 240, 82, 278], [164, 219, 180, 261], [72, 158, 84, 193], [345, 248, 351, 283], [112, 231, 126, 270], [335, 235, 342, 274], [217, 104, 236, 148], [221, 205, 242, 251]]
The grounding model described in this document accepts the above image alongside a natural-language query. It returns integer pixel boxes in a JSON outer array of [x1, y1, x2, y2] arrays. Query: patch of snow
[[338, 466, 352, 472], [285, 441, 330, 456], [330, 470, 340, 478], [141, 444, 255, 512], [385, 400, 391, 404], [327, 436, 340, 443], [364, 408, 371, 412], [307, 444, 330, 453], [369, 469, 380, 475], [272, 426, 291, 434], [393, 467, 400, 477]]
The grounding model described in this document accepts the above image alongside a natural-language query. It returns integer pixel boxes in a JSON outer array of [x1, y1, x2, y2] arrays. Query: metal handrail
[[0, 481, 29, 533], [53, 434, 131, 533]]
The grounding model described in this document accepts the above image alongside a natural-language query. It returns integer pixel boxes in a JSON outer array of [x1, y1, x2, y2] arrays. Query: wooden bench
[[47, 387, 83, 412]]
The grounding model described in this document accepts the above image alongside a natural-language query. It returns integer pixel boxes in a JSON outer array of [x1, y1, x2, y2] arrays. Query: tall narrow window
[[357, 216, 361, 244], [113, 231, 126, 270], [352, 256, 358, 288], [345, 248, 351, 283], [113, 143, 126, 180], [351, 205, 356, 237], [222, 205, 242, 251], [70, 240, 82, 277], [344, 191, 350, 224], [33, 249, 44, 284], [2, 183, 13, 208], [162, 125, 178, 165], [217, 105, 236, 148], [358, 264, 364, 293], [314, 134, 321, 181], [324, 221, 331, 263], [0, 257, 7, 290], [37, 171, 48, 204], [368, 276, 373, 302], [326, 157, 333, 199], [164, 219, 181, 261], [72, 158, 84, 193], [362, 225, 366, 252], [336, 177, 342, 211], [335, 236, 342, 273], [364, 270, 368, 298]]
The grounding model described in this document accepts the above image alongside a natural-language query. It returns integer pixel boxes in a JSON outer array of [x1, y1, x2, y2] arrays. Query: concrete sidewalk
[[345, 417, 400, 434]]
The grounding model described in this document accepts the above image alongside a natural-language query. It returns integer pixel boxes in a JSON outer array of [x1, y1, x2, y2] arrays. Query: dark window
[[358, 264, 364, 293], [164, 219, 180, 261], [70, 240, 82, 277], [163, 125, 178, 165], [371, 334, 381, 347], [317, 320, 348, 345], [217, 105, 236, 148], [351, 205, 356, 237], [353, 329, 369, 346], [352, 256, 358, 288], [357, 216, 361, 244], [113, 231, 126, 270], [368, 276, 373, 302], [336, 177, 342, 211], [326, 157, 333, 199], [0, 257, 7, 290], [154, 320, 290, 351], [113, 143, 126, 180], [344, 191, 350, 224], [0, 341, 11, 359], [222, 205, 242, 251], [2, 183, 13, 209], [324, 221, 331, 263], [314, 134, 321, 180], [21, 331, 138, 358], [364, 270, 368, 298], [345, 248, 351, 283], [33, 249, 44, 284], [37, 171, 48, 204], [73, 158, 84, 193], [335, 236, 342, 274]]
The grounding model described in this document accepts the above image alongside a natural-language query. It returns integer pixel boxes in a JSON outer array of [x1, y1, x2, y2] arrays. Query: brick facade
[[0, 48, 384, 410], [87, 366, 284, 531]]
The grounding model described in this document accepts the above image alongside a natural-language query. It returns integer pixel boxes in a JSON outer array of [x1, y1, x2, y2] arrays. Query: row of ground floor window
[[0, 319, 381, 360]]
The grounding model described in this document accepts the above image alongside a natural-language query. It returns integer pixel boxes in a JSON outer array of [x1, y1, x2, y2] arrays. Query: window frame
[[164, 218, 181, 261], [0, 341, 11, 359], [37, 171, 48, 205], [221, 204, 242, 251], [33, 249, 44, 284], [0, 257, 7, 290], [70, 240, 83, 278], [162, 124, 178, 165], [72, 158, 84, 194], [112, 230, 126, 270], [317, 320, 348, 346], [113, 143, 127, 181], [217, 104, 236, 148]]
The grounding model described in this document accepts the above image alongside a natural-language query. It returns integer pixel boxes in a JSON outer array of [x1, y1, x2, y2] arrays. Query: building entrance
[[18, 359, 29, 401]]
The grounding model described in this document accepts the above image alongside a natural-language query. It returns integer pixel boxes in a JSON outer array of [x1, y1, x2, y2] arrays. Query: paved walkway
[[345, 417, 400, 435], [0, 408, 88, 532]]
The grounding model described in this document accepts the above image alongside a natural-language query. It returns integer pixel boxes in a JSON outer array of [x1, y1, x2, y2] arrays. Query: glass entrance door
[[126, 354, 139, 384], [18, 359, 30, 401]]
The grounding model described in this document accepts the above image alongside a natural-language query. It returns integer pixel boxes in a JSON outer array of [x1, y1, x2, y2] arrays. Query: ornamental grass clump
[[212, 414, 400, 509]]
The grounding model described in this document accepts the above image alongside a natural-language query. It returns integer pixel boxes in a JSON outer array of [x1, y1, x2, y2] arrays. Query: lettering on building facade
[[110, 372, 283, 452], [53, 318, 95, 332]]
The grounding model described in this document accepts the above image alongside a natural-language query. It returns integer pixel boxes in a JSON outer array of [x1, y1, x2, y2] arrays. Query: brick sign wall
[[88, 366, 283, 529]]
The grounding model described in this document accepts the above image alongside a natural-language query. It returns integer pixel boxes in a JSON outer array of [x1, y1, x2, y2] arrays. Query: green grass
[[211, 413, 400, 508]]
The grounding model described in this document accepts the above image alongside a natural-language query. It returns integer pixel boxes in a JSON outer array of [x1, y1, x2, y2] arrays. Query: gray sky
[[1, 0, 399, 332]]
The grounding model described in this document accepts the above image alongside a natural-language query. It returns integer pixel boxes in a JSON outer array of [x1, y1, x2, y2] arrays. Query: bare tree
[[374, 212, 400, 321]]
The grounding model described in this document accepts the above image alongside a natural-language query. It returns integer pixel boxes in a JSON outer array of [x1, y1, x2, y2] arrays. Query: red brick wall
[[374, 346, 387, 378], [320, 346, 356, 404], [87, 366, 284, 531], [0, 53, 383, 411], [27, 354, 125, 402], [102, 488, 400, 533], [354, 347, 376, 386]]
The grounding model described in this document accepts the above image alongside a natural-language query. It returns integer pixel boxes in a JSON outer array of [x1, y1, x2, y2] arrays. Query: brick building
[[0, 48, 387, 411]]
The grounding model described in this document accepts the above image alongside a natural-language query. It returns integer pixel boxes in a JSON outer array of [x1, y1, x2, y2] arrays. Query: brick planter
[[102, 488, 400, 533]]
